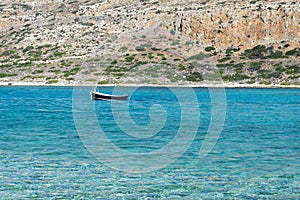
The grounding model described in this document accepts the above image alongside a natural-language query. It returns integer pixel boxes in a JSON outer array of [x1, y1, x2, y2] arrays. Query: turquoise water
[[0, 86, 299, 199]]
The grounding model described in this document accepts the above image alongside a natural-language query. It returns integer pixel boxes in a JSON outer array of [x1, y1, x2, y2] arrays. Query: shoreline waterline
[[1, 81, 300, 88]]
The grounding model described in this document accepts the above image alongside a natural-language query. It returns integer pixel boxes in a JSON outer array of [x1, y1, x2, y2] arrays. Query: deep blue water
[[0, 86, 299, 199]]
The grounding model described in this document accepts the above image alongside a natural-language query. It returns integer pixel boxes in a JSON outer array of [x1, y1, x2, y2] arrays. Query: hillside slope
[[0, 0, 299, 86]]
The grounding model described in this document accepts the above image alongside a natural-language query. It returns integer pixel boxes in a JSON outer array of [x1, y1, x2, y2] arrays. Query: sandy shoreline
[[1, 81, 300, 88]]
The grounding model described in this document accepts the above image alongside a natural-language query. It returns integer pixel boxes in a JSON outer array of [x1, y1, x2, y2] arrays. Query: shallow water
[[0, 86, 299, 199]]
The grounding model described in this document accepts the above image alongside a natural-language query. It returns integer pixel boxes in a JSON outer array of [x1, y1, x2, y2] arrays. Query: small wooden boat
[[90, 87, 128, 101]]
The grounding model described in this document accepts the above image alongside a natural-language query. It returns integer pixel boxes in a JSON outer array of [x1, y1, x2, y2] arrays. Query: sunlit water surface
[[0, 86, 299, 199]]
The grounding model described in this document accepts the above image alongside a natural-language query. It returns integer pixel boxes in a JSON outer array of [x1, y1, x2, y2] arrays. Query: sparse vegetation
[[187, 52, 207, 61], [125, 56, 135, 62], [204, 46, 215, 52], [286, 48, 300, 57], [248, 61, 263, 71], [0, 2, 299, 87], [222, 74, 250, 81], [46, 79, 59, 84], [242, 45, 267, 59], [218, 56, 231, 63], [0, 73, 18, 78], [186, 72, 203, 82]]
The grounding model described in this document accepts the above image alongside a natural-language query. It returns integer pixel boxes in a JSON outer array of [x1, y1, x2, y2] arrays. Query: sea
[[0, 86, 299, 199]]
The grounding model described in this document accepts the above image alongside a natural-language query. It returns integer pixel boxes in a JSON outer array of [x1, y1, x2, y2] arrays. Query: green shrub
[[49, 69, 61, 74], [242, 45, 267, 59], [250, 0, 259, 4], [281, 81, 290, 85], [2, 50, 17, 57], [286, 48, 300, 57], [178, 64, 185, 70], [63, 71, 71, 77], [105, 65, 130, 73], [0, 73, 18, 78], [17, 61, 33, 68], [186, 72, 203, 82], [81, 22, 94, 26], [113, 72, 125, 77], [260, 81, 271, 85], [125, 56, 134, 62], [1, 59, 10, 63], [70, 66, 81, 74], [286, 65, 300, 74], [148, 53, 154, 59], [151, 47, 160, 51], [267, 51, 284, 59], [63, 67, 81, 77], [28, 50, 42, 60], [257, 69, 271, 78], [54, 51, 65, 57], [258, 70, 281, 79], [111, 60, 118, 64], [46, 79, 59, 84], [98, 80, 109, 84], [269, 71, 282, 78], [33, 70, 43, 74], [275, 65, 285, 73], [249, 61, 263, 71], [242, 45, 285, 59], [133, 61, 148, 67], [22, 46, 34, 53], [218, 56, 231, 63], [246, 80, 256, 84], [204, 46, 215, 52], [216, 63, 234, 68], [233, 63, 244, 68], [37, 44, 52, 49], [235, 67, 244, 74]]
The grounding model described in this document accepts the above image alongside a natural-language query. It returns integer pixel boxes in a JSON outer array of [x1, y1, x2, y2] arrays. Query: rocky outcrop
[[173, 2, 299, 53], [1, 0, 299, 52], [0, 0, 299, 85]]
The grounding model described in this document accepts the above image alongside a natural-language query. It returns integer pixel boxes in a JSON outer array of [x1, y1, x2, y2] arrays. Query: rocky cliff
[[168, 1, 299, 52], [0, 0, 299, 85]]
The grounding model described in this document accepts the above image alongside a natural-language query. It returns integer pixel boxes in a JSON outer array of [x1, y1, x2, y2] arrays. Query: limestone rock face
[[160, 1, 299, 52], [1, 0, 299, 53]]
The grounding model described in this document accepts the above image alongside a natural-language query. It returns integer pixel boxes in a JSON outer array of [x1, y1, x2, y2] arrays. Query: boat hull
[[91, 91, 128, 100]]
